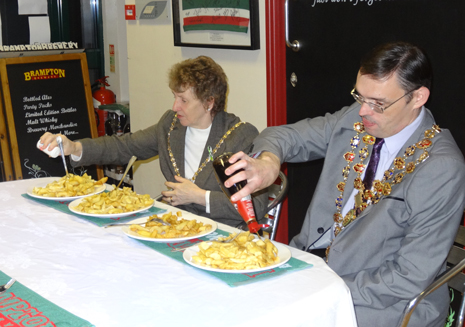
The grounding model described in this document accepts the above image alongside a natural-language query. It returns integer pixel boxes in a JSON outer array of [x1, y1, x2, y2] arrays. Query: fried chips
[[129, 212, 212, 239], [192, 232, 280, 270], [32, 174, 108, 198], [71, 186, 154, 214]]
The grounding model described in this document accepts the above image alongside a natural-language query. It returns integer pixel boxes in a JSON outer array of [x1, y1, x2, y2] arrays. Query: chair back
[[261, 171, 289, 240], [397, 224, 465, 327]]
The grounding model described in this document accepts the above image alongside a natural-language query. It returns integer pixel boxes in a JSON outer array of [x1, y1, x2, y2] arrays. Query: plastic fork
[[104, 217, 171, 228], [171, 232, 241, 252], [0, 278, 15, 294], [214, 232, 242, 243], [56, 136, 69, 178]]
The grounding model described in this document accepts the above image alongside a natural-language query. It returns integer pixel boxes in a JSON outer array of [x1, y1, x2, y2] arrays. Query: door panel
[[285, 0, 465, 241]]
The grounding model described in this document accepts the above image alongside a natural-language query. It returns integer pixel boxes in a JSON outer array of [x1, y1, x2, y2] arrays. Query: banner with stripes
[[182, 0, 250, 33]]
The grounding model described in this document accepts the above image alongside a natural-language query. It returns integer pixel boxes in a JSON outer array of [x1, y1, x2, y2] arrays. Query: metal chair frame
[[398, 225, 465, 327], [261, 171, 289, 240], [234, 171, 289, 240]]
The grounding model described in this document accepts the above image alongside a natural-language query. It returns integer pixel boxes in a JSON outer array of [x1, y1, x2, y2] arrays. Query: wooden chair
[[397, 225, 465, 327]]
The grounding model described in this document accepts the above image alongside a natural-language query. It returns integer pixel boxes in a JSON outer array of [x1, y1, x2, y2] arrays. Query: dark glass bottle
[[213, 152, 261, 234]]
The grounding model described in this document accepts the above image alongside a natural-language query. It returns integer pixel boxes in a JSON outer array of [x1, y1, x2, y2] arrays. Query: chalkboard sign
[[0, 53, 103, 180], [0, 98, 12, 181]]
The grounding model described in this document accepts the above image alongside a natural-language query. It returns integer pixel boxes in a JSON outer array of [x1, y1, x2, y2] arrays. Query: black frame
[[172, 0, 260, 50]]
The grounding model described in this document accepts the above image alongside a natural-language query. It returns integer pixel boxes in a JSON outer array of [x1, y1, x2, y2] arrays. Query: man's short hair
[[359, 42, 432, 98]]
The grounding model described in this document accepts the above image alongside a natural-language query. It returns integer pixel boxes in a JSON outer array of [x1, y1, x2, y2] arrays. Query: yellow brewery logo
[[24, 68, 65, 81]]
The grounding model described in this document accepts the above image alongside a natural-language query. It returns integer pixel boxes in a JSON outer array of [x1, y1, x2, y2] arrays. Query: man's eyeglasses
[[350, 88, 416, 114]]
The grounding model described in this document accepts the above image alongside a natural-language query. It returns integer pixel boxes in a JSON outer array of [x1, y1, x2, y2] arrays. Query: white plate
[[68, 197, 154, 218], [26, 176, 106, 201], [183, 239, 292, 274], [122, 216, 217, 242]]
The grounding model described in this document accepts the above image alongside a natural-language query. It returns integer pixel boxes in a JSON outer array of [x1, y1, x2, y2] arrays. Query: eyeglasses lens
[[351, 91, 384, 113]]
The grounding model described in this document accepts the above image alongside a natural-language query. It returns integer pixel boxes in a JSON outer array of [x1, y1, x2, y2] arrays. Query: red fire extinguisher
[[93, 76, 116, 136]]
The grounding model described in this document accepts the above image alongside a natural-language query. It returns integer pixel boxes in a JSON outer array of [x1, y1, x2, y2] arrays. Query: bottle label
[[235, 195, 256, 222]]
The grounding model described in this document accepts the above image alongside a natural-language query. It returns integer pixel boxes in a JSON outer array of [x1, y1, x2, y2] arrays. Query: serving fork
[[172, 232, 256, 252], [214, 232, 241, 243], [56, 136, 69, 178], [0, 278, 16, 294], [104, 217, 171, 228]]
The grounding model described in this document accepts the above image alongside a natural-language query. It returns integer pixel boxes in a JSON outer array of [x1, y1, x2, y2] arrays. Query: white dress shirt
[[185, 125, 212, 213]]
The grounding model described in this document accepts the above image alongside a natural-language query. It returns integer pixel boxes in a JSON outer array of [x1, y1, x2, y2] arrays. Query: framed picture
[[172, 0, 260, 50]]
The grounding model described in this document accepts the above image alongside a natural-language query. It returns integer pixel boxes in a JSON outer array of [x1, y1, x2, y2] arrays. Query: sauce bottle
[[212, 152, 261, 234]]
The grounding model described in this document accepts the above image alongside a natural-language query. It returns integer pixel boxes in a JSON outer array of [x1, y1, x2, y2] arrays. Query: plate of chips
[[27, 175, 107, 201], [68, 187, 154, 218], [122, 212, 217, 242], [183, 233, 292, 274]]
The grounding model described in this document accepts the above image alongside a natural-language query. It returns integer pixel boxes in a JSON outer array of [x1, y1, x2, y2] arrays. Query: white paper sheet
[[29, 16, 50, 44], [19, 0, 48, 15]]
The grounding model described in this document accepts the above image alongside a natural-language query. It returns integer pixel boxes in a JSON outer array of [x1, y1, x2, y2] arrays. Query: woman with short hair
[[39, 56, 268, 227]]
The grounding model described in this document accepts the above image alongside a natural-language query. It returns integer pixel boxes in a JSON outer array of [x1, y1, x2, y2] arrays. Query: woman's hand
[[38, 132, 82, 157], [162, 175, 206, 207]]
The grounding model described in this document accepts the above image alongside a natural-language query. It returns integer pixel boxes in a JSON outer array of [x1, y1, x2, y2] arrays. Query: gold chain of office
[[325, 122, 441, 262], [333, 122, 441, 237], [167, 114, 245, 182]]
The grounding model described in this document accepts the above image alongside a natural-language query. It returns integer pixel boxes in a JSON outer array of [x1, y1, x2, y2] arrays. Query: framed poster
[[172, 0, 260, 50]]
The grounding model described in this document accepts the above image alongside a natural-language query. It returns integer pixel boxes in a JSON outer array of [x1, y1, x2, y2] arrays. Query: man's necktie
[[363, 138, 385, 190]]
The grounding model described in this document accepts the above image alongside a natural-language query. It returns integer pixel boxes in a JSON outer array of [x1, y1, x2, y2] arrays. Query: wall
[[121, 0, 268, 197], [102, 0, 130, 103]]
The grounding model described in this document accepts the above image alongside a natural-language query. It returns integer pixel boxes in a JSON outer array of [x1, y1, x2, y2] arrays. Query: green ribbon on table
[[134, 229, 313, 287], [0, 271, 94, 326], [21, 194, 312, 287], [21, 193, 167, 227]]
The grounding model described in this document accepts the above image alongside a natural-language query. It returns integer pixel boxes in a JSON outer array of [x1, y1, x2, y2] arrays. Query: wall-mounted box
[[125, 5, 136, 20], [136, 0, 169, 21]]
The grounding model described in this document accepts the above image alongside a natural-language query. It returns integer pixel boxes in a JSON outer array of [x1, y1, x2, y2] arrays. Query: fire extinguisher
[[93, 76, 116, 136]]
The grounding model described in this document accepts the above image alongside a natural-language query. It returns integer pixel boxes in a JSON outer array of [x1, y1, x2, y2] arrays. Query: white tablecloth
[[0, 178, 357, 327]]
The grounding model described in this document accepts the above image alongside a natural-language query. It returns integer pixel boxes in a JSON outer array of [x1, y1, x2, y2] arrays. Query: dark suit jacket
[[71, 110, 268, 227], [253, 103, 465, 327]]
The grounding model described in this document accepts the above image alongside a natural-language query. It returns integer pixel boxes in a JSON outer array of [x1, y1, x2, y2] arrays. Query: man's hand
[[163, 176, 206, 207], [224, 151, 281, 202], [39, 132, 82, 157]]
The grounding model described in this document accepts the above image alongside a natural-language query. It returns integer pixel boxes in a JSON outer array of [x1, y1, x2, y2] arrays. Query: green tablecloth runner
[[0, 271, 94, 326], [21, 193, 167, 227], [21, 193, 312, 287], [135, 229, 313, 287]]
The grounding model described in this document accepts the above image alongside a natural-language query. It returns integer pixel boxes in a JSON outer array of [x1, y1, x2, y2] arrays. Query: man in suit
[[223, 42, 465, 326]]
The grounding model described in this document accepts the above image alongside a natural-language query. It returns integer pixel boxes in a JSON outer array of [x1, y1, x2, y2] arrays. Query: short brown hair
[[168, 56, 228, 114], [360, 42, 432, 102]]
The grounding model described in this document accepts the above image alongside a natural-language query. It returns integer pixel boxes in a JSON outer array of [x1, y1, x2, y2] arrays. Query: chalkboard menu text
[[0, 53, 102, 180]]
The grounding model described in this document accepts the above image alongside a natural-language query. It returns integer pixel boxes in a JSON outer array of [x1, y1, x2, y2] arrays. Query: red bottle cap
[[234, 197, 261, 233], [246, 220, 261, 234]]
